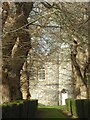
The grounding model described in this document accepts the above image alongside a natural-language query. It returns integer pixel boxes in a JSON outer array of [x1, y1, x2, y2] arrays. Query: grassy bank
[[36, 105, 72, 119]]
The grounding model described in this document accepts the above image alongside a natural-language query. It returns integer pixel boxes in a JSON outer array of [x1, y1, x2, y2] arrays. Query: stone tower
[[29, 47, 74, 106]]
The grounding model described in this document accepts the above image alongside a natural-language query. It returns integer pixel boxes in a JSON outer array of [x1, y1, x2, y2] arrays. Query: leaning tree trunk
[[86, 2, 90, 98], [20, 61, 31, 99], [71, 40, 87, 99], [71, 7, 90, 98], [2, 2, 33, 102], [11, 30, 31, 100]]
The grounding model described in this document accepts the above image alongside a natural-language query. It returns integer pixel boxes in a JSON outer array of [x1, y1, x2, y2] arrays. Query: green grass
[[38, 105, 66, 110], [36, 105, 71, 119]]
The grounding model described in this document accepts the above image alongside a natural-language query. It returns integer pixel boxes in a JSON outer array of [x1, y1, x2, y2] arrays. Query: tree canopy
[[1, 1, 90, 103]]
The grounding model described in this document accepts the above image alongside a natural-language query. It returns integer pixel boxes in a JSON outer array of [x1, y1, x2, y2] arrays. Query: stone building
[[29, 47, 74, 106]]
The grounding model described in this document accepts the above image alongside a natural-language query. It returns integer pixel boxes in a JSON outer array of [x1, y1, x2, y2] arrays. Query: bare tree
[[2, 2, 33, 102]]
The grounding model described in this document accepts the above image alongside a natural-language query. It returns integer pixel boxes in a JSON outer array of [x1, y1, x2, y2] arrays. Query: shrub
[[84, 99, 90, 118], [24, 99, 38, 118], [70, 99, 78, 117], [65, 98, 72, 113], [1, 99, 38, 118], [75, 99, 85, 118], [20, 99, 38, 118], [2, 100, 24, 118], [65, 99, 90, 118]]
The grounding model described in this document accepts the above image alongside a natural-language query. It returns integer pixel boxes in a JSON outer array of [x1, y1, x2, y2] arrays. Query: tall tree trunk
[[2, 2, 33, 103], [86, 2, 90, 98], [2, 2, 17, 102]]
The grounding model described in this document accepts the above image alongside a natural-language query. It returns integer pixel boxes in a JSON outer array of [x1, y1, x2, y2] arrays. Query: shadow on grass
[[35, 107, 73, 119]]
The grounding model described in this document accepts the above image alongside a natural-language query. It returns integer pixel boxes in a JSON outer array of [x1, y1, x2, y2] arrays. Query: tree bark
[[86, 2, 90, 98], [71, 41, 87, 99], [20, 61, 31, 99], [2, 2, 33, 102]]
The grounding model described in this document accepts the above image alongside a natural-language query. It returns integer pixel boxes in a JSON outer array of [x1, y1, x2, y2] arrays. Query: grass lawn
[[36, 105, 72, 119]]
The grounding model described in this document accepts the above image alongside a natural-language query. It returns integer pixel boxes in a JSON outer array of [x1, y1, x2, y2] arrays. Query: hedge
[[75, 99, 85, 118], [70, 99, 78, 117], [65, 98, 72, 113], [65, 98, 90, 118], [1, 99, 38, 118], [84, 99, 90, 118]]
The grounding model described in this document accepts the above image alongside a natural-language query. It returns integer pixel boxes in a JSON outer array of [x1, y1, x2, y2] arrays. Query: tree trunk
[[71, 41, 87, 99], [86, 2, 90, 98], [20, 61, 31, 99], [10, 30, 31, 100], [2, 2, 33, 103]]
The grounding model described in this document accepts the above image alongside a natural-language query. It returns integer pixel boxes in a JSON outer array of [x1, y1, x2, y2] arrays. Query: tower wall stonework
[[59, 61, 74, 105], [30, 60, 74, 105], [30, 62, 59, 106]]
